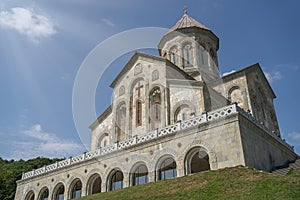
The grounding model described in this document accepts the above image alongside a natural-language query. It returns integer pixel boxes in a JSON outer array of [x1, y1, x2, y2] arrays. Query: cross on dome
[[183, 6, 188, 14]]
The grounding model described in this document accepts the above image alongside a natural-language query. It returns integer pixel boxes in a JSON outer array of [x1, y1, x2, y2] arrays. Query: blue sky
[[0, 0, 299, 160]]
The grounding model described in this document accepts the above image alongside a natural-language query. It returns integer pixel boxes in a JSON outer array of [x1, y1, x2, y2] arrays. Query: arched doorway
[[87, 174, 102, 195], [185, 147, 210, 174], [108, 170, 124, 191], [38, 187, 49, 200], [53, 183, 64, 200], [25, 190, 35, 200], [69, 179, 82, 199], [157, 156, 177, 180], [131, 164, 148, 186]]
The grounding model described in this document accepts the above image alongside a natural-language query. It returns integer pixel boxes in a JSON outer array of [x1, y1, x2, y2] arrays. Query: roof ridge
[[169, 13, 210, 32]]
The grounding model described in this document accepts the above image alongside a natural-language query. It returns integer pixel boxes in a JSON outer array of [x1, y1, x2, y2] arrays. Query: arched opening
[[131, 164, 148, 186], [199, 44, 206, 66], [150, 87, 161, 129], [129, 78, 145, 134], [87, 174, 102, 195], [152, 70, 159, 81], [109, 170, 124, 191], [228, 86, 244, 109], [185, 147, 210, 175], [25, 190, 35, 200], [170, 47, 178, 64], [136, 99, 142, 126], [157, 157, 177, 180], [53, 183, 64, 200], [174, 104, 192, 122], [115, 102, 126, 142], [70, 179, 82, 199], [183, 43, 192, 67], [97, 133, 109, 148], [38, 187, 49, 200]]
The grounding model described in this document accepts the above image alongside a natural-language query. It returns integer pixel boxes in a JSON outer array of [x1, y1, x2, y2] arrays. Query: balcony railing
[[21, 103, 293, 180]]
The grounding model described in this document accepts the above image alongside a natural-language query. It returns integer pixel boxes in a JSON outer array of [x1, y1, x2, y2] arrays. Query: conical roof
[[169, 12, 210, 32]]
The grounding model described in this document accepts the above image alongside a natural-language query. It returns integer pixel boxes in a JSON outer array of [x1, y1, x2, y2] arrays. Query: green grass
[[80, 166, 300, 200]]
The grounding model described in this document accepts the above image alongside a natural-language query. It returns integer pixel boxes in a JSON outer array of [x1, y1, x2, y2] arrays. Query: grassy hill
[[80, 166, 300, 200]]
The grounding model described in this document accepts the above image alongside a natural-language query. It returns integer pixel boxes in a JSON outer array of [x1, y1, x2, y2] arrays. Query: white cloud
[[265, 71, 282, 83], [101, 18, 115, 27], [11, 124, 85, 160], [222, 70, 236, 77], [0, 7, 57, 43], [286, 132, 300, 144], [285, 132, 300, 154]]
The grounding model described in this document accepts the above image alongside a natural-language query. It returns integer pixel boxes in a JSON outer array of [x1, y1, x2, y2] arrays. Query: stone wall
[[239, 114, 297, 171]]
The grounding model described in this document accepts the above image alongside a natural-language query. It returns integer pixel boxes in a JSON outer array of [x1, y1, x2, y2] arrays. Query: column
[[123, 172, 130, 188], [148, 171, 155, 182], [145, 83, 150, 132], [125, 97, 131, 139]]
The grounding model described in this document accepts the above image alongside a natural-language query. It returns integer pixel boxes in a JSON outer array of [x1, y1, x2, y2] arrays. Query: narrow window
[[155, 103, 160, 120], [136, 100, 142, 126], [171, 48, 177, 64], [182, 112, 187, 121], [184, 44, 191, 65]]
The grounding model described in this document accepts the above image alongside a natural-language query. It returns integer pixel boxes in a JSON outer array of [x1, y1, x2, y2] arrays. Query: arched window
[[152, 70, 159, 81], [150, 87, 161, 129], [25, 191, 35, 200], [228, 86, 244, 109], [182, 113, 187, 121], [134, 63, 143, 75], [174, 104, 193, 122], [185, 147, 210, 175], [70, 179, 82, 199], [110, 170, 124, 191], [132, 164, 148, 186], [199, 44, 206, 66], [116, 102, 126, 141], [136, 100, 142, 126], [157, 157, 177, 180], [38, 187, 49, 200], [87, 174, 101, 195], [183, 44, 192, 66], [171, 47, 178, 64], [53, 184, 64, 200], [119, 85, 125, 96], [98, 133, 109, 148]]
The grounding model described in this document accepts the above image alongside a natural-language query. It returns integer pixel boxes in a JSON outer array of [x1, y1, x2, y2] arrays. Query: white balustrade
[[34, 167, 45, 175], [101, 143, 117, 155], [46, 163, 57, 172], [71, 154, 85, 164], [20, 103, 293, 180], [58, 159, 71, 168], [137, 130, 158, 143], [85, 149, 100, 160], [207, 104, 236, 121], [181, 115, 206, 129], [158, 123, 179, 137]]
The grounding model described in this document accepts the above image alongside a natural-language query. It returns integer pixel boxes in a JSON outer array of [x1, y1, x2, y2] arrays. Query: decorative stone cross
[[135, 82, 144, 97], [183, 6, 188, 14]]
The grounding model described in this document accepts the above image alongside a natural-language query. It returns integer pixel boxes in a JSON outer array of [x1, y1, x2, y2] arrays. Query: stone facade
[[15, 11, 298, 200]]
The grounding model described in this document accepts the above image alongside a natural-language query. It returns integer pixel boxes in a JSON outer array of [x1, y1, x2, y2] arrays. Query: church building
[[15, 9, 298, 200]]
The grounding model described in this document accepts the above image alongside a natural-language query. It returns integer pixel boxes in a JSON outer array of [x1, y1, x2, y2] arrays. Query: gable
[[221, 63, 276, 98], [110, 52, 166, 89]]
